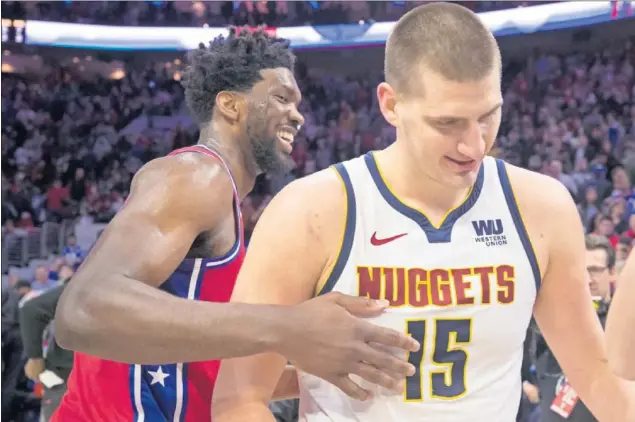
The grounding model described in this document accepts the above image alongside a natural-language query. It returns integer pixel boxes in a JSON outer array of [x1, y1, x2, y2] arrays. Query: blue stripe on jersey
[[160, 256, 217, 298], [132, 259, 207, 421], [495, 159, 541, 292], [130, 364, 168, 422], [159, 263, 193, 297], [364, 153, 485, 243], [317, 163, 357, 295]]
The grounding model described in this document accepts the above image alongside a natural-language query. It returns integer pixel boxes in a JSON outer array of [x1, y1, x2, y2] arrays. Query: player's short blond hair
[[384, 2, 502, 96]]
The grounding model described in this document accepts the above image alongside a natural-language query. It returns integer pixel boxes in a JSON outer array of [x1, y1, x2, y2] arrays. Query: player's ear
[[377, 82, 399, 127], [215, 91, 241, 122]]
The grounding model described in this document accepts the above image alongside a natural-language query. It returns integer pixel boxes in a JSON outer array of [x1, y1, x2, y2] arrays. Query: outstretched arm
[[605, 252, 635, 380], [521, 169, 634, 420], [55, 153, 291, 364]]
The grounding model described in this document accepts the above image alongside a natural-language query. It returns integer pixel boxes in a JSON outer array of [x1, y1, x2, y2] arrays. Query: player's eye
[[274, 94, 287, 103], [436, 119, 460, 128]]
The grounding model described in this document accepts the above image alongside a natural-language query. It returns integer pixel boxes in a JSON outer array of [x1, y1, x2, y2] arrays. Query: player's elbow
[[54, 276, 108, 352], [212, 369, 272, 421]]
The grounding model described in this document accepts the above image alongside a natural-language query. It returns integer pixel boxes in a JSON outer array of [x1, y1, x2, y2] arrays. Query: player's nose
[[289, 105, 305, 130], [457, 123, 486, 159]]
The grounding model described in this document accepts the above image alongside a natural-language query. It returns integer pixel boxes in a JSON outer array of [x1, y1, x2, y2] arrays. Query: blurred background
[[1, 1, 633, 422]]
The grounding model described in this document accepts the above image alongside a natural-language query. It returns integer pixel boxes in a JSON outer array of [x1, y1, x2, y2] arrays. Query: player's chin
[[445, 169, 478, 188], [273, 151, 296, 173]]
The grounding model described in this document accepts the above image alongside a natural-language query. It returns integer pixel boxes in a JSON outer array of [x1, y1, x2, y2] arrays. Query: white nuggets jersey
[[298, 153, 541, 422]]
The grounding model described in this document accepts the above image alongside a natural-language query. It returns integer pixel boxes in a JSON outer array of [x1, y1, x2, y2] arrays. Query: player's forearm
[[55, 274, 289, 364], [535, 301, 631, 420], [581, 367, 632, 421], [605, 280, 635, 380], [545, 337, 631, 420]]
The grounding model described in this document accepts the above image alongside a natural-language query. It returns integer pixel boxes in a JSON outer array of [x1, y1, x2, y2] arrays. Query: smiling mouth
[[277, 128, 296, 144]]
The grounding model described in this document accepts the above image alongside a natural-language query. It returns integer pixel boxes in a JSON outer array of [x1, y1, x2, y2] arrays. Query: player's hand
[[522, 381, 540, 404], [24, 358, 45, 381], [279, 292, 420, 401]]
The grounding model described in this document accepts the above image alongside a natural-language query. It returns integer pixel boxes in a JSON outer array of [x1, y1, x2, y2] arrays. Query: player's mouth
[[445, 156, 479, 173], [277, 126, 297, 154]]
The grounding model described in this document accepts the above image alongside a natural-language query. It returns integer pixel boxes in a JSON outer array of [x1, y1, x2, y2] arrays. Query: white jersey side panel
[[298, 154, 540, 422]]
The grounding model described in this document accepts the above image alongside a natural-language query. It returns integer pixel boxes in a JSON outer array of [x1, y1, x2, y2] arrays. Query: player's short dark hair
[[585, 234, 615, 269], [384, 2, 501, 95], [182, 27, 296, 124]]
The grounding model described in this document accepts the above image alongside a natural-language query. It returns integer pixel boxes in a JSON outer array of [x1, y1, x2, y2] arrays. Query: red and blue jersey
[[52, 145, 245, 422]]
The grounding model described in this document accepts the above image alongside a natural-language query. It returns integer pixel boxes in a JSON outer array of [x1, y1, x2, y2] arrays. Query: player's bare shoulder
[[249, 166, 348, 282], [131, 151, 234, 203], [502, 161, 579, 275], [267, 166, 346, 242], [125, 151, 235, 228]]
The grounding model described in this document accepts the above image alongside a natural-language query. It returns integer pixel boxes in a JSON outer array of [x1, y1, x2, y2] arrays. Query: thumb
[[334, 293, 390, 316]]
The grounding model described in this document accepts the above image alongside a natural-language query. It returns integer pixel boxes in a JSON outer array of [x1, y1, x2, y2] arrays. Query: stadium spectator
[[61, 235, 84, 268], [30, 266, 57, 292], [19, 264, 75, 422], [2, 280, 34, 421]]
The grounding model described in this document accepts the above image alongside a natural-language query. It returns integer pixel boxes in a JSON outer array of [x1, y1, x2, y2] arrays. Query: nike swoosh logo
[[370, 232, 408, 246]]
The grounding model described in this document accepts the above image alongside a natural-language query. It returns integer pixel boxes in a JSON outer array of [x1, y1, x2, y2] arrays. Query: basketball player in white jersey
[[212, 3, 635, 421], [606, 251, 635, 380]]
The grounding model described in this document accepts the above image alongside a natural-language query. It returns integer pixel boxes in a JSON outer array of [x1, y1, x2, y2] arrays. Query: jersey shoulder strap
[[167, 144, 243, 240], [167, 145, 239, 201]]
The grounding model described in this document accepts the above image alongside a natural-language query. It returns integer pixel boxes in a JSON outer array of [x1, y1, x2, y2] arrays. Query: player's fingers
[[331, 292, 390, 317], [352, 362, 403, 393], [333, 376, 372, 401], [366, 342, 416, 379], [362, 322, 420, 352], [359, 343, 415, 378]]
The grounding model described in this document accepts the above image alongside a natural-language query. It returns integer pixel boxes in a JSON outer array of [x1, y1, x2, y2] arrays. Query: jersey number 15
[[405, 318, 471, 402]]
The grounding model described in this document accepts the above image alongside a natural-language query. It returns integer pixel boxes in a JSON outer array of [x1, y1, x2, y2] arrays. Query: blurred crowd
[[2, 1, 550, 27], [2, 1, 635, 421], [4, 40, 635, 248], [1, 64, 187, 232]]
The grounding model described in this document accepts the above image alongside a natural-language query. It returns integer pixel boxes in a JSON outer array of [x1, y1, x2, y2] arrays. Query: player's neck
[[198, 127, 257, 200], [378, 145, 474, 216]]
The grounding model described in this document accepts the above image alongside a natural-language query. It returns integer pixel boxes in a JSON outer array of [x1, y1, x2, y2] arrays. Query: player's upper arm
[[528, 173, 593, 324], [69, 152, 235, 289], [212, 167, 346, 418], [605, 252, 635, 380], [232, 167, 346, 305], [510, 165, 606, 396]]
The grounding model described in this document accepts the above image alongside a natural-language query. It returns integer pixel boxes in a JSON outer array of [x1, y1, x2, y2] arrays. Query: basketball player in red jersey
[[52, 28, 418, 422]]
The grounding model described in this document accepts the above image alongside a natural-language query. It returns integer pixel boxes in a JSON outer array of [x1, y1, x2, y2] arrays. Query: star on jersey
[[147, 366, 170, 387]]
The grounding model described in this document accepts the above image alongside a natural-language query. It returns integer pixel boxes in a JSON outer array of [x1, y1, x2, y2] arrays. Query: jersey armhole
[[495, 159, 542, 293], [314, 163, 357, 296]]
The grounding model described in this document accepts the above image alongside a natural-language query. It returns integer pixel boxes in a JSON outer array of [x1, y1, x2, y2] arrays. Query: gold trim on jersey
[[371, 152, 474, 229]]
